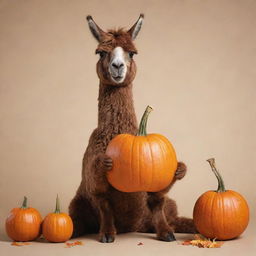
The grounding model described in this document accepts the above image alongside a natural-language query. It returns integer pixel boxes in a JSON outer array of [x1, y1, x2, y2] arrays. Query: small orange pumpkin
[[42, 195, 73, 242], [106, 105, 178, 192], [5, 196, 42, 241], [193, 158, 250, 240]]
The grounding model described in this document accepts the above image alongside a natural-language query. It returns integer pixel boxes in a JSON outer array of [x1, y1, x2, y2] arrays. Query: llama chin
[[110, 75, 125, 84]]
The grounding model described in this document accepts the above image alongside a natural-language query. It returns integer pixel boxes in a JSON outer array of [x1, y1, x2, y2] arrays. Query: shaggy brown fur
[[69, 15, 196, 243]]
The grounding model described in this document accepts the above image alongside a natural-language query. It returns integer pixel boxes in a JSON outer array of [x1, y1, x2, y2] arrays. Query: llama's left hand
[[175, 162, 187, 180]]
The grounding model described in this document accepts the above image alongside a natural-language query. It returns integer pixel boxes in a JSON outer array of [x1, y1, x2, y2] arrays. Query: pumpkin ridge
[[146, 136, 155, 191], [221, 194, 225, 238], [211, 193, 216, 238], [229, 192, 238, 237], [152, 134, 177, 170], [217, 193, 223, 239], [154, 134, 177, 187], [199, 192, 209, 229], [130, 135, 136, 191], [119, 134, 130, 191], [145, 136, 153, 191], [227, 193, 234, 236], [29, 214, 33, 240], [206, 194, 215, 236], [138, 137, 143, 190], [230, 191, 246, 233], [152, 135, 168, 190]]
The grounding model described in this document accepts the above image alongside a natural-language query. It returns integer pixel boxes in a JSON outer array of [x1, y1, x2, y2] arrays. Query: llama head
[[86, 14, 144, 86]]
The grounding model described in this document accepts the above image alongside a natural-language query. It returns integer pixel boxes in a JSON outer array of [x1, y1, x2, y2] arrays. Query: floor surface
[[0, 220, 255, 256]]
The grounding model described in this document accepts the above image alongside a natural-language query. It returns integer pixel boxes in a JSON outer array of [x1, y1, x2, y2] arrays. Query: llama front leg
[[147, 192, 176, 241], [85, 153, 113, 193], [94, 195, 116, 243], [90, 153, 117, 243]]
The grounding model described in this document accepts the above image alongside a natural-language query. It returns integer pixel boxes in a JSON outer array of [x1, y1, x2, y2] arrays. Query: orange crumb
[[181, 234, 223, 248], [11, 242, 31, 246], [65, 241, 83, 248]]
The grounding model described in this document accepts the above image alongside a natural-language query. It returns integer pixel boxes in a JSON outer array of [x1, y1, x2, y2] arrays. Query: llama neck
[[97, 82, 138, 135]]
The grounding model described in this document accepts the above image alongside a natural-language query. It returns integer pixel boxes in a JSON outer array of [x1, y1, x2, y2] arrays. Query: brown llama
[[69, 14, 196, 243]]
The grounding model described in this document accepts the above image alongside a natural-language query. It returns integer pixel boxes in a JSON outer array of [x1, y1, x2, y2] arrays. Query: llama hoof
[[99, 233, 115, 243], [158, 232, 176, 242], [175, 162, 187, 180]]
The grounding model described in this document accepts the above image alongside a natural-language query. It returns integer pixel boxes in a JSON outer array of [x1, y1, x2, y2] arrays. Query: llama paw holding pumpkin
[[94, 153, 113, 171], [175, 162, 187, 180]]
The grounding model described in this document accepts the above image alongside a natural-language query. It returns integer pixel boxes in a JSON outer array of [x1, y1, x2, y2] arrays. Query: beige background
[[0, 0, 255, 254]]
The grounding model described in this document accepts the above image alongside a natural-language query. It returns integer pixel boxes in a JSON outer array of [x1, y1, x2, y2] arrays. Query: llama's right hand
[[95, 153, 113, 171]]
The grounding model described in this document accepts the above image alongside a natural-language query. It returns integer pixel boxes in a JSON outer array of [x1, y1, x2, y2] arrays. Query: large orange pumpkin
[[193, 158, 250, 240], [42, 195, 73, 242], [5, 196, 42, 241], [106, 105, 178, 192]]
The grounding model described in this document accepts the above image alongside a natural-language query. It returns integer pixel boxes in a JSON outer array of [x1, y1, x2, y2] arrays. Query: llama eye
[[96, 50, 107, 58], [129, 52, 135, 59]]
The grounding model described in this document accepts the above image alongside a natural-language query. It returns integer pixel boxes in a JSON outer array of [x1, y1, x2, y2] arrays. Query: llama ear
[[86, 15, 106, 42], [128, 14, 144, 40]]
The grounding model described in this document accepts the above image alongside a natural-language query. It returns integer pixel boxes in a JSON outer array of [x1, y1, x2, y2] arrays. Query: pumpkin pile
[[106, 105, 177, 192], [193, 158, 249, 240], [5, 195, 73, 243]]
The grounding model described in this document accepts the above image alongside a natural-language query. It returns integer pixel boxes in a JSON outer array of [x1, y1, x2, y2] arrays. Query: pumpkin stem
[[54, 194, 61, 214], [137, 105, 153, 136], [21, 196, 28, 209], [207, 158, 226, 192]]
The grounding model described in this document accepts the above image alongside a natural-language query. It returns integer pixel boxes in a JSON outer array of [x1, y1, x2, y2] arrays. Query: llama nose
[[112, 62, 124, 70]]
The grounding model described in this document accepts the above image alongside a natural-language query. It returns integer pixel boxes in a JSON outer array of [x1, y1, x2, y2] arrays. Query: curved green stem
[[21, 196, 28, 209], [54, 194, 61, 214], [207, 158, 226, 192], [137, 105, 153, 136]]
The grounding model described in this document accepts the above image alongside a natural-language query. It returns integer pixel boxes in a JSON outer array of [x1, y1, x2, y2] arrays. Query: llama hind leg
[[164, 198, 197, 234], [69, 194, 99, 238], [147, 192, 176, 241]]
